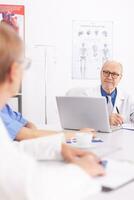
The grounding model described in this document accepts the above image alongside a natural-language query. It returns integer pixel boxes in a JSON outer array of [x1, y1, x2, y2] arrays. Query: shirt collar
[[100, 85, 117, 98], [101, 86, 117, 106]]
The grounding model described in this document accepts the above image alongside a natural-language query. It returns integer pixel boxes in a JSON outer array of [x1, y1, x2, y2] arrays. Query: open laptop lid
[[56, 96, 111, 132]]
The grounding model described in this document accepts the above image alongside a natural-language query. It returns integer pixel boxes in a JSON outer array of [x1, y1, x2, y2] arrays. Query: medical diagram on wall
[[72, 21, 113, 79], [0, 4, 25, 112], [0, 4, 25, 40]]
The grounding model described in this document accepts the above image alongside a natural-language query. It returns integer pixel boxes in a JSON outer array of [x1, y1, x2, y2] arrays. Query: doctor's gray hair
[[102, 60, 123, 74]]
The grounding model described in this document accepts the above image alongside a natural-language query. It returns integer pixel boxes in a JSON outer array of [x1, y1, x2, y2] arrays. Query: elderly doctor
[[67, 61, 134, 126]]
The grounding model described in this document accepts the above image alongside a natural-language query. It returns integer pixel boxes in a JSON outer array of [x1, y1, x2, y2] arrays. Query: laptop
[[56, 96, 121, 133]]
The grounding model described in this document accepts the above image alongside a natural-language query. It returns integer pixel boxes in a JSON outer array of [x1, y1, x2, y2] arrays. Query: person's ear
[[7, 62, 19, 83], [119, 74, 122, 80], [6, 62, 22, 95]]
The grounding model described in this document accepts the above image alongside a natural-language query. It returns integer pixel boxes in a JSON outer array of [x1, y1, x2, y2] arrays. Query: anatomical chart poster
[[0, 4, 25, 39], [72, 21, 113, 79]]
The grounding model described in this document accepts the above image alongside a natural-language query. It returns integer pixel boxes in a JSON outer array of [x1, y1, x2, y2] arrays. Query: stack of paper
[[122, 123, 134, 131]]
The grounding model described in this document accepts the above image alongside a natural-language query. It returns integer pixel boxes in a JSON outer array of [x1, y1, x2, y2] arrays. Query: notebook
[[56, 96, 121, 133], [122, 123, 134, 131], [97, 159, 134, 192]]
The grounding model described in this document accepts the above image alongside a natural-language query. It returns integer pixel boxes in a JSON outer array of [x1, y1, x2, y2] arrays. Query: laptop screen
[[56, 96, 111, 132]]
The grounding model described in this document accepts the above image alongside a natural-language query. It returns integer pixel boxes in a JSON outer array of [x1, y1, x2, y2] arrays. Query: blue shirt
[[0, 104, 28, 140], [100, 86, 117, 106]]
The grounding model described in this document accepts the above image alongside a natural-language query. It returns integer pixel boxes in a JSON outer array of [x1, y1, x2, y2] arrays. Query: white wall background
[[2, 0, 134, 127]]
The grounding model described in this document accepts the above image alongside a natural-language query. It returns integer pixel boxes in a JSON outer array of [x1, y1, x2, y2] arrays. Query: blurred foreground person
[[0, 23, 104, 200]]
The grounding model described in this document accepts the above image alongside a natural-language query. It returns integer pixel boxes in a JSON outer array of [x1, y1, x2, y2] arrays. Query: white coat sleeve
[[30, 162, 101, 200], [0, 118, 101, 200], [66, 87, 91, 96], [14, 133, 65, 160], [0, 118, 37, 200], [66, 86, 100, 97]]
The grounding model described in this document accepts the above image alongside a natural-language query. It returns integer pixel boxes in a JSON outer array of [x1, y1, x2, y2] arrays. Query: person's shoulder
[[66, 87, 88, 96], [1, 104, 9, 112], [81, 84, 100, 96], [66, 84, 100, 97], [117, 87, 133, 99], [5, 104, 13, 111], [1, 104, 15, 115]]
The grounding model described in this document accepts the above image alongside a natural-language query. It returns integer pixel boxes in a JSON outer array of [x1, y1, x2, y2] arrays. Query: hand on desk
[[80, 128, 96, 138], [73, 155, 105, 177], [61, 144, 105, 177], [109, 113, 124, 126], [65, 128, 96, 141]]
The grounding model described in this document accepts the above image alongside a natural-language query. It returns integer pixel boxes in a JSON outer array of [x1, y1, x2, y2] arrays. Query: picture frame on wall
[[0, 4, 25, 40], [72, 20, 113, 80], [0, 4, 25, 113]]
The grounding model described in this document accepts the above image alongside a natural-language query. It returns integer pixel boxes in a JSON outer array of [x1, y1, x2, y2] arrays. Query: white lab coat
[[66, 85, 134, 123], [0, 118, 100, 200]]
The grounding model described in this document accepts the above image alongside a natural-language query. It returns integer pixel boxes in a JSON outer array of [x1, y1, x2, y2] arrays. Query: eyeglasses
[[102, 70, 121, 79], [17, 57, 31, 70]]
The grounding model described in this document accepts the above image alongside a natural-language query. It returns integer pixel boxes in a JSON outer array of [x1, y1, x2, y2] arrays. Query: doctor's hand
[[80, 128, 96, 138], [109, 113, 124, 126], [64, 128, 96, 141], [61, 144, 105, 176], [73, 155, 105, 177]]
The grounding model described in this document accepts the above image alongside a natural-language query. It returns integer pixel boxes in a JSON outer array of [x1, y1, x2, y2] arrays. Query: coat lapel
[[113, 88, 125, 113]]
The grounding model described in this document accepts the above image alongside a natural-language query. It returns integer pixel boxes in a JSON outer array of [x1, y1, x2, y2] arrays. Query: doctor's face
[[100, 61, 122, 94]]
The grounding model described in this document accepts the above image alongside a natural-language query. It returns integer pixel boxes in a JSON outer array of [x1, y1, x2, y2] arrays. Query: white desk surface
[[87, 129, 134, 200], [37, 127, 134, 199]]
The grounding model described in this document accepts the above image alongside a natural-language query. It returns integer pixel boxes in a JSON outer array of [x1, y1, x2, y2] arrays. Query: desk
[[36, 128, 134, 199], [87, 129, 134, 199], [94, 129, 134, 161]]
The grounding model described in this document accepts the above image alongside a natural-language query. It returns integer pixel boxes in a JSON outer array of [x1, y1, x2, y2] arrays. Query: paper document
[[96, 159, 134, 191], [122, 123, 134, 131]]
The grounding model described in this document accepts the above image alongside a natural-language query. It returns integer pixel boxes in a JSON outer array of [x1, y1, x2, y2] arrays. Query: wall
[[2, 0, 134, 127]]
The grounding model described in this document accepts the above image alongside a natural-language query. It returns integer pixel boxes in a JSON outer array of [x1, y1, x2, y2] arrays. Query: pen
[[92, 138, 103, 143], [66, 138, 77, 144], [116, 106, 124, 125], [99, 160, 108, 168], [116, 106, 120, 114]]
